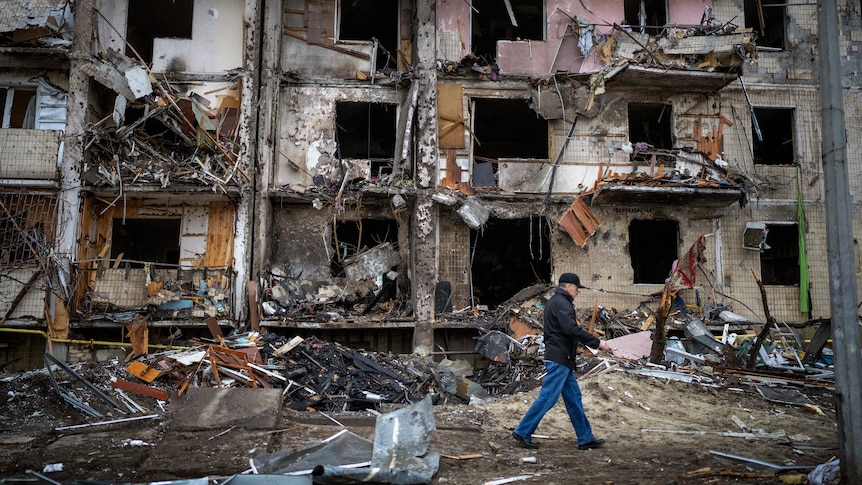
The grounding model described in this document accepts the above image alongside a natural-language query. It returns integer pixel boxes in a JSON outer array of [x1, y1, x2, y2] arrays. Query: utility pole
[[818, 1, 862, 482]]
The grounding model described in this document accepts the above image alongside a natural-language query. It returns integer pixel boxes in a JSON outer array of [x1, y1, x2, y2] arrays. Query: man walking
[[512, 273, 611, 450]]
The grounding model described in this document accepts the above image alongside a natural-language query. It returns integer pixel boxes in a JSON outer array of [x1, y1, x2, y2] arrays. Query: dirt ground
[[0, 359, 839, 485]]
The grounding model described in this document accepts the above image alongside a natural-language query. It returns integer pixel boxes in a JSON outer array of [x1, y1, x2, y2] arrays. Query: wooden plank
[[640, 315, 655, 331], [442, 454, 483, 460], [440, 149, 458, 188], [438, 83, 465, 149], [557, 209, 587, 247], [206, 316, 224, 339], [126, 314, 149, 357], [273, 336, 305, 357], [570, 199, 596, 236], [111, 377, 169, 401], [283, 30, 371, 60], [573, 197, 601, 228], [202, 201, 234, 267], [125, 360, 162, 383], [587, 299, 599, 334]]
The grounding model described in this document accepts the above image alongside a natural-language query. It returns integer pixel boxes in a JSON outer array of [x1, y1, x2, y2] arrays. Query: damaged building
[[1, 0, 861, 369]]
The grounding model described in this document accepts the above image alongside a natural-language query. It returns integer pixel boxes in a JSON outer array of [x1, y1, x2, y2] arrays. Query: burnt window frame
[[470, 97, 549, 187], [110, 218, 182, 267], [469, 216, 552, 308], [760, 223, 800, 286], [752, 106, 796, 166], [336, 0, 400, 70], [470, 0, 546, 63], [629, 219, 679, 284], [335, 101, 398, 179], [329, 218, 399, 278], [624, 0, 669, 36], [745, 0, 786, 50]]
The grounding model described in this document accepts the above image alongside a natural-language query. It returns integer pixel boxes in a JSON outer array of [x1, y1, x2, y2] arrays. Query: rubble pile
[[81, 51, 244, 192], [105, 333, 535, 413]]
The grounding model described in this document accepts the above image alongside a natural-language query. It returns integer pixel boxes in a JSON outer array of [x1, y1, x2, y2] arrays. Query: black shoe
[[512, 432, 539, 449], [578, 438, 605, 450]]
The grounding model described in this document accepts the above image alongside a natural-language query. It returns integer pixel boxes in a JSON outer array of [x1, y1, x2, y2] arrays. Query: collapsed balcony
[[575, 20, 757, 93], [584, 147, 751, 207], [81, 51, 245, 193], [0, 0, 73, 68]]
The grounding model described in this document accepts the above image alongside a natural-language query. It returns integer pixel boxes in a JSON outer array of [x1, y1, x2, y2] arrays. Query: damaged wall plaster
[[275, 86, 405, 187], [270, 205, 336, 282], [152, 0, 244, 73]]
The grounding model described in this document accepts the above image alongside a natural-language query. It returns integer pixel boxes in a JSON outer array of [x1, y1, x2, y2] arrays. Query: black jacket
[[543, 286, 600, 369]]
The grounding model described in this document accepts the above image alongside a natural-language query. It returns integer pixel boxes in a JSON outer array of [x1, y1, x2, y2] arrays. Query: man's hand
[[598, 340, 612, 353]]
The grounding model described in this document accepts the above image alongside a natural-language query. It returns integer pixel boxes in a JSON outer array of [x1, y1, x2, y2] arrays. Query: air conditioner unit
[[743, 222, 769, 251]]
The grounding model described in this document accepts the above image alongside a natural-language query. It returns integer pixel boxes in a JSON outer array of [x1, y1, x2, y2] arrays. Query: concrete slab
[[45, 429, 159, 472], [171, 388, 283, 431], [144, 430, 271, 477]]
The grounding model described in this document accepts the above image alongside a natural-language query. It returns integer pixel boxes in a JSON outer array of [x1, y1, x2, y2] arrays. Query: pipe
[[0, 327, 185, 350]]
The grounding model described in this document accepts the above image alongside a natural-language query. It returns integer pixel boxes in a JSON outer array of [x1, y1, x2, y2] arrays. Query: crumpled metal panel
[[251, 429, 374, 475], [251, 396, 440, 484]]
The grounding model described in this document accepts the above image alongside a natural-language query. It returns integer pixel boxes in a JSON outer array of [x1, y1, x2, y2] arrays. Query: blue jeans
[[514, 360, 595, 446]]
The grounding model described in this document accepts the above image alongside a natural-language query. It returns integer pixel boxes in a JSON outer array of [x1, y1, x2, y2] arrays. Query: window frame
[[751, 106, 797, 166], [470, 0, 547, 62], [0, 85, 39, 129], [745, 0, 786, 50], [628, 219, 679, 285], [759, 222, 800, 286]]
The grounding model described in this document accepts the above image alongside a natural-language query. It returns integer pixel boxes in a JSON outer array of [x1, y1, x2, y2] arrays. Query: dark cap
[[559, 273, 585, 288]]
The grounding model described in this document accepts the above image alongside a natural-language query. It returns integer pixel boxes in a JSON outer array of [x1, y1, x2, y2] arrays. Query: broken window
[[336, 102, 397, 178], [331, 218, 399, 278], [629, 219, 678, 284], [628, 102, 673, 162], [472, 98, 548, 187], [752, 107, 795, 165], [760, 223, 800, 286], [471, 0, 544, 63], [126, 0, 193, 65], [624, 0, 668, 36], [338, 0, 399, 70], [470, 217, 551, 308], [745, 0, 785, 49], [0, 87, 37, 129], [0, 193, 56, 268], [110, 219, 181, 266]]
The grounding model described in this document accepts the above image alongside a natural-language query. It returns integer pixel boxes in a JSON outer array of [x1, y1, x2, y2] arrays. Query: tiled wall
[[438, 209, 471, 311], [538, 80, 862, 325]]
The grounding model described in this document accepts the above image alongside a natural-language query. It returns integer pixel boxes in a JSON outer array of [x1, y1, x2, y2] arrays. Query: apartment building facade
[[1, 0, 860, 369]]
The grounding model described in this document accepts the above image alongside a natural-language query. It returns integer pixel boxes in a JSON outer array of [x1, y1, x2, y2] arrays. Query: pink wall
[[669, 0, 714, 25], [437, 0, 471, 33], [436, 0, 713, 77]]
